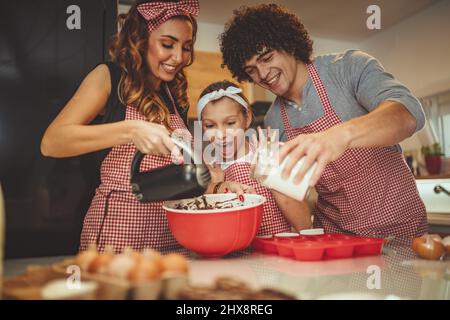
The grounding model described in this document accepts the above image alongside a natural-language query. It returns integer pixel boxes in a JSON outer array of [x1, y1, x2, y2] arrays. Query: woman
[[41, 0, 248, 253]]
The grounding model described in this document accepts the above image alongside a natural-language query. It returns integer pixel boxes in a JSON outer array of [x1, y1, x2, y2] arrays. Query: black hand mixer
[[130, 135, 211, 202]]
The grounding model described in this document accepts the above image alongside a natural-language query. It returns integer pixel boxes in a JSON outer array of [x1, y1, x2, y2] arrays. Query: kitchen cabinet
[[0, 0, 117, 258]]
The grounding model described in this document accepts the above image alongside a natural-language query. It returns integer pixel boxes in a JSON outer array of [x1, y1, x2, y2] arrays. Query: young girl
[[197, 80, 312, 235]]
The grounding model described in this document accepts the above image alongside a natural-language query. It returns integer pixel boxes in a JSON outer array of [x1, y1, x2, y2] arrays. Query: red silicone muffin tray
[[252, 233, 385, 261]]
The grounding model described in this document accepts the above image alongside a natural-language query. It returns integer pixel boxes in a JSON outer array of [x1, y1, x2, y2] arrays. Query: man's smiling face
[[243, 49, 299, 99]]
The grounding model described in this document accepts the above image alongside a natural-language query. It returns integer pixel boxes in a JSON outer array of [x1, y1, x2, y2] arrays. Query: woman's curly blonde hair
[[109, 0, 197, 130]]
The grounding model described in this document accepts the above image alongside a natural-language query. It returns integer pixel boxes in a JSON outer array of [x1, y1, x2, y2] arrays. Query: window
[[421, 90, 450, 157]]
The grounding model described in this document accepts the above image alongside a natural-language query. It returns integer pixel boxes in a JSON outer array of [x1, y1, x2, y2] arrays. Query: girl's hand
[[206, 162, 225, 183], [218, 181, 256, 196], [250, 126, 282, 178], [129, 120, 182, 161], [206, 181, 256, 196]]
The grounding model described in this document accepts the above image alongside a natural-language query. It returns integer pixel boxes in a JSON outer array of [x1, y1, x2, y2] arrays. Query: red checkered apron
[[279, 63, 428, 244], [79, 87, 190, 253], [223, 162, 292, 236]]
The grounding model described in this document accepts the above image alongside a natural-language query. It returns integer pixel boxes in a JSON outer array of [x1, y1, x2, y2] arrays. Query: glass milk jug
[[251, 143, 317, 201]]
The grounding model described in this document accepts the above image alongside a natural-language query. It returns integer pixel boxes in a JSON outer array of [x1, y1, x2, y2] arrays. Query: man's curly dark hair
[[219, 4, 313, 82]]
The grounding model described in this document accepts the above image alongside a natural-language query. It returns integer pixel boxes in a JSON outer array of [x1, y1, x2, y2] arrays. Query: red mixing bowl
[[163, 194, 266, 257]]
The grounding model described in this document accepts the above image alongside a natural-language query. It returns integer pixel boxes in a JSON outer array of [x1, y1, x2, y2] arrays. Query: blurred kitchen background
[[1, 0, 449, 258]]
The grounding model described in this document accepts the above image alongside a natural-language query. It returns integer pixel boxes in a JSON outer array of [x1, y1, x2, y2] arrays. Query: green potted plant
[[421, 143, 444, 175]]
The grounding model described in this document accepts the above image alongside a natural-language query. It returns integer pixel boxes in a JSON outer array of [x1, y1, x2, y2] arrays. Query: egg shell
[[106, 254, 137, 278], [88, 252, 114, 274], [75, 249, 98, 271], [128, 259, 161, 282], [161, 253, 189, 273]]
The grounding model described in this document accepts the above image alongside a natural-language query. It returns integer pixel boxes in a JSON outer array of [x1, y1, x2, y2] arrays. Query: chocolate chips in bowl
[[173, 195, 244, 211], [163, 194, 266, 257]]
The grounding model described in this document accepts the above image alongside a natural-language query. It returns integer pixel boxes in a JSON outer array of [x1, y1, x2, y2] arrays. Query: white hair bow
[[196, 86, 248, 120]]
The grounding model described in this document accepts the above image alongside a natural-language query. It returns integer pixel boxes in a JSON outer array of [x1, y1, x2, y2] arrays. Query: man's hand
[[278, 125, 351, 187]]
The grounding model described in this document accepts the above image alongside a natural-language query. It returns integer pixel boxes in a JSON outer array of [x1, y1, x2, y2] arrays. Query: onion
[[412, 235, 445, 260]]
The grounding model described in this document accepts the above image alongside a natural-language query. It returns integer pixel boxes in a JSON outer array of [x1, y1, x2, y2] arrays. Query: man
[[219, 4, 427, 243]]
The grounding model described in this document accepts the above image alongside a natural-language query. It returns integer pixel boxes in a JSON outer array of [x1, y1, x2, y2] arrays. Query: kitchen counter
[[416, 174, 450, 179], [3, 245, 450, 300], [428, 213, 450, 226]]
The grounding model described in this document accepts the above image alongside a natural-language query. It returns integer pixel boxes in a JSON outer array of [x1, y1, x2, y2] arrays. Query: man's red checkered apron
[[223, 162, 292, 236], [79, 89, 190, 253], [279, 63, 428, 244]]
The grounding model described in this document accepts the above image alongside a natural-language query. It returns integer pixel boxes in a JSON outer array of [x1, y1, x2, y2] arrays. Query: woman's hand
[[278, 125, 351, 187], [129, 120, 182, 161]]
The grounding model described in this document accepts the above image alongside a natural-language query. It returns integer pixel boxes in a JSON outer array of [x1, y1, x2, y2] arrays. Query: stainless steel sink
[[416, 179, 450, 213]]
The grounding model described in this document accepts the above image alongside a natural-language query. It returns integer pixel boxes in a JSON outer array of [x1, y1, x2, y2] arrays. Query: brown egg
[[161, 253, 189, 273], [142, 248, 162, 262], [128, 259, 161, 282], [412, 235, 445, 260], [106, 253, 137, 278], [142, 249, 163, 270], [75, 247, 98, 271], [88, 251, 114, 274]]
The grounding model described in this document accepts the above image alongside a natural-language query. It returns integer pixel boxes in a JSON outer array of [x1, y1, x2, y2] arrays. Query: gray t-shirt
[[264, 50, 425, 151]]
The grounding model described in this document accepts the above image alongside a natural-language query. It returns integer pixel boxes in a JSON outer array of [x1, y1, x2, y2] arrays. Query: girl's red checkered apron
[[280, 63, 427, 244], [80, 86, 190, 253], [223, 162, 291, 236]]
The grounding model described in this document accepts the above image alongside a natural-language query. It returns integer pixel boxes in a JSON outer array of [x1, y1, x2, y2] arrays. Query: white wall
[[312, 36, 360, 57], [358, 0, 450, 153], [195, 22, 224, 52], [118, 4, 130, 15], [360, 0, 450, 99]]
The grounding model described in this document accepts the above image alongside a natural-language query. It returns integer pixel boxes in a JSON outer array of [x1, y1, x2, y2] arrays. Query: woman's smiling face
[[146, 18, 194, 88], [201, 97, 251, 162]]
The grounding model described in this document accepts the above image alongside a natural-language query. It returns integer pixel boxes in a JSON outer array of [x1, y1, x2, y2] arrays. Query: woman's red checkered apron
[[280, 63, 427, 244], [223, 162, 291, 236], [79, 89, 190, 253]]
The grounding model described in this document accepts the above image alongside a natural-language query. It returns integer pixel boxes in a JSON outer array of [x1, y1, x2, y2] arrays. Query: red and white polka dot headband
[[137, 0, 200, 32]]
